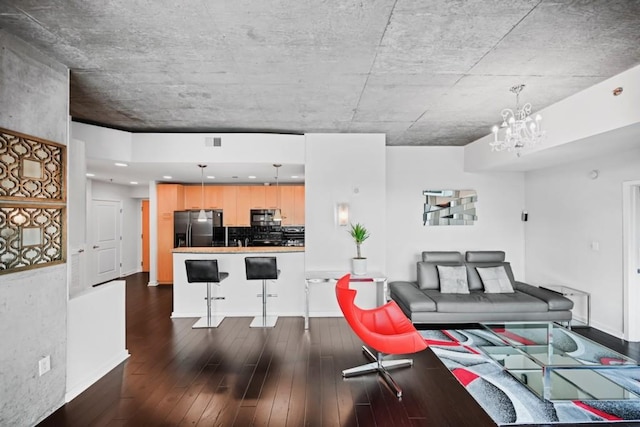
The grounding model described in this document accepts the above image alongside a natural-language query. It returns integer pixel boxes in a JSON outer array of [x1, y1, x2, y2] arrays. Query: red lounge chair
[[335, 274, 427, 398]]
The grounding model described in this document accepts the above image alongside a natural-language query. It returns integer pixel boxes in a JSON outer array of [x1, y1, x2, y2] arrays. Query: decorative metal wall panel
[[0, 127, 66, 203], [423, 189, 477, 226], [0, 128, 66, 274], [0, 204, 66, 274]]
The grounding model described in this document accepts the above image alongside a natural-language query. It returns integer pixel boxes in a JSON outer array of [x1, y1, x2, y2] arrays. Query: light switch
[[590, 241, 600, 251]]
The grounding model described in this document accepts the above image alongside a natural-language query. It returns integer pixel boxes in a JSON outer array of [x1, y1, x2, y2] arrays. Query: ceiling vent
[[204, 137, 222, 147]]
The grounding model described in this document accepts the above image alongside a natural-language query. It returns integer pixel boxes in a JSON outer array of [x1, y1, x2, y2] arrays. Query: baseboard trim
[[65, 350, 130, 403]]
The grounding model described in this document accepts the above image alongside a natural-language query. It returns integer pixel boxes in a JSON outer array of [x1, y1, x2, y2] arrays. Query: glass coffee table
[[477, 322, 640, 401]]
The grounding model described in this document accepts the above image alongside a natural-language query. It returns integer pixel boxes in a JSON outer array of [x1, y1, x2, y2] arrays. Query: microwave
[[251, 209, 280, 226]]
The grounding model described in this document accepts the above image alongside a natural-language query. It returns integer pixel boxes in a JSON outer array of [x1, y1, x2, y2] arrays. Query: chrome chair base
[[342, 346, 413, 398], [250, 315, 278, 328], [192, 314, 225, 328]]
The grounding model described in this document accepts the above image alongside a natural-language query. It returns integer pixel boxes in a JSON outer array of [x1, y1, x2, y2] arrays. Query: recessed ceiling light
[[291, 175, 298, 179], [114, 162, 128, 167], [163, 175, 172, 179], [206, 175, 215, 179], [130, 181, 138, 185], [86, 173, 95, 177], [248, 175, 256, 179]]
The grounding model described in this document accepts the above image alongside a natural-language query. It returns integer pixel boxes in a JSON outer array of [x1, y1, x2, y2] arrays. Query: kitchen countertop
[[172, 246, 304, 254]]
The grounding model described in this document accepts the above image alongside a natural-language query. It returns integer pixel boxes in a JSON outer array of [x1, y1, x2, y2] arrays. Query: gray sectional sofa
[[389, 251, 574, 324]]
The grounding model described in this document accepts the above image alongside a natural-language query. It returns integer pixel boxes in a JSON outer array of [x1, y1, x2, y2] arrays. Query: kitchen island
[[172, 247, 305, 320]]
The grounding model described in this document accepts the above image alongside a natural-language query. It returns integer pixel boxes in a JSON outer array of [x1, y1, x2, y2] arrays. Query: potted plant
[[349, 222, 370, 275]]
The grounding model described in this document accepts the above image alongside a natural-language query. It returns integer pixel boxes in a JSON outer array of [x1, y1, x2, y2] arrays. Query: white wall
[[132, 132, 304, 165], [305, 134, 386, 273], [524, 147, 640, 337], [89, 180, 142, 277], [66, 280, 129, 402], [386, 147, 526, 282]]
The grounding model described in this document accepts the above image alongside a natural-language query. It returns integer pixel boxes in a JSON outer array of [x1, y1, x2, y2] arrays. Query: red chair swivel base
[[336, 274, 427, 398]]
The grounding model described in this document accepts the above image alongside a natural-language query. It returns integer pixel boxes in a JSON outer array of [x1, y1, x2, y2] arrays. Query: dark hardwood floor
[[38, 273, 640, 426]]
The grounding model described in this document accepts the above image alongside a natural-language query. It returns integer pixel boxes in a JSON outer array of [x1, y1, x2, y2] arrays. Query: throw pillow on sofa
[[476, 266, 514, 293], [437, 265, 470, 294]]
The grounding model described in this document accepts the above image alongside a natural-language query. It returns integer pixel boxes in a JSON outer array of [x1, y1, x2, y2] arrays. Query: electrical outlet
[[38, 355, 51, 376]]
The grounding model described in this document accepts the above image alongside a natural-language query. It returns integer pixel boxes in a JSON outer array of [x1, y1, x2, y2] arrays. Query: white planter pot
[[351, 258, 367, 275]]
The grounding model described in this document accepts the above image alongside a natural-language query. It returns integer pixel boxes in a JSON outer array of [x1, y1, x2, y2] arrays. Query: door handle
[[93, 245, 100, 249]]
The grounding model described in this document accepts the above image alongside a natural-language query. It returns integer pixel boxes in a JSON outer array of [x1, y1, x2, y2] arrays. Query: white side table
[[540, 284, 591, 327], [304, 271, 387, 330]]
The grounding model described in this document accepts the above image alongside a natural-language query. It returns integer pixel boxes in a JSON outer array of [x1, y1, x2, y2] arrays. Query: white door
[[90, 199, 121, 285]]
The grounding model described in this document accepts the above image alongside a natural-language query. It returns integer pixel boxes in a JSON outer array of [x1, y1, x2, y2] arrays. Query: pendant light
[[272, 164, 282, 222], [197, 164, 207, 222]]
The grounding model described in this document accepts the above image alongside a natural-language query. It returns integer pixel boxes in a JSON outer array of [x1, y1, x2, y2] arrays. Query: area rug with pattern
[[420, 328, 640, 425]]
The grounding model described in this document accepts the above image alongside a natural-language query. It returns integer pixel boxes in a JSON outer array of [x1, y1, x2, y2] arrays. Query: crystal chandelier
[[490, 84, 544, 155]]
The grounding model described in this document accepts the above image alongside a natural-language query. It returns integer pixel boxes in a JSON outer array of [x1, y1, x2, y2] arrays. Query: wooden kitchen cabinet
[[249, 185, 266, 208], [236, 186, 251, 226], [158, 183, 184, 215], [221, 186, 238, 226], [205, 186, 223, 208], [293, 185, 305, 225], [157, 184, 184, 284], [264, 185, 278, 209], [183, 185, 204, 210], [279, 186, 295, 225]]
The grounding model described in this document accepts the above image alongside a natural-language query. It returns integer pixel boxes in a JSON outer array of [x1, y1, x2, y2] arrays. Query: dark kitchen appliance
[[251, 209, 281, 227], [228, 227, 252, 247], [174, 210, 224, 247], [251, 225, 283, 246], [282, 226, 305, 247]]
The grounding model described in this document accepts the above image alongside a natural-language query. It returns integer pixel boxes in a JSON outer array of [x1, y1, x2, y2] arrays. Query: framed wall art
[[423, 189, 477, 226], [0, 128, 66, 274]]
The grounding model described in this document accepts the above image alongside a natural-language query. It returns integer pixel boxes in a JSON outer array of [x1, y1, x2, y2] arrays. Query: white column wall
[[304, 133, 386, 314]]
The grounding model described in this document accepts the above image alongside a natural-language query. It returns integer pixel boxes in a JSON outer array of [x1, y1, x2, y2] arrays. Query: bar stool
[[245, 256, 279, 328], [185, 259, 228, 328]]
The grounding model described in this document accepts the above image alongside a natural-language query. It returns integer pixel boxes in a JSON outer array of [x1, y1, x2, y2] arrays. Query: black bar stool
[[245, 256, 279, 328], [185, 259, 228, 328]]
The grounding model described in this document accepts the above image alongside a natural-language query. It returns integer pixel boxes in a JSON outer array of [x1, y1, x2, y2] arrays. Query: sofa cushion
[[437, 265, 470, 294], [423, 289, 548, 313], [477, 266, 514, 293], [389, 281, 437, 312], [466, 251, 506, 262], [422, 251, 464, 263], [466, 261, 516, 291], [417, 251, 464, 290]]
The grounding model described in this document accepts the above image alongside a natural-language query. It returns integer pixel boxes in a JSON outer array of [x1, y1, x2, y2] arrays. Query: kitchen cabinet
[[264, 185, 278, 209], [236, 186, 251, 226], [279, 186, 295, 225], [184, 185, 223, 209], [293, 185, 305, 225], [183, 185, 204, 210], [157, 184, 184, 284], [205, 186, 223, 208], [221, 186, 238, 226], [249, 185, 266, 208]]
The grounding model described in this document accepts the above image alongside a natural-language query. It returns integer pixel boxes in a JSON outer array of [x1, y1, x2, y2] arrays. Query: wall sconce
[[336, 203, 349, 226]]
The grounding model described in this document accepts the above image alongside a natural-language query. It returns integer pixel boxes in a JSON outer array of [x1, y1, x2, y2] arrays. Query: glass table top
[[478, 322, 640, 401]]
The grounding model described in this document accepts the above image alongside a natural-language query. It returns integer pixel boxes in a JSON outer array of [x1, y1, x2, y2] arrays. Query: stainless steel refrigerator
[[174, 210, 223, 247]]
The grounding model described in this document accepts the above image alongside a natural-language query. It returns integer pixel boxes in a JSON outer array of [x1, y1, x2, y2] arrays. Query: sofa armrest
[[514, 281, 574, 311], [389, 281, 437, 312]]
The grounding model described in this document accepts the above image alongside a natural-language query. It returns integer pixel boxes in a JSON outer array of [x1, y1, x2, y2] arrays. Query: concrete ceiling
[[1, 0, 640, 147]]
